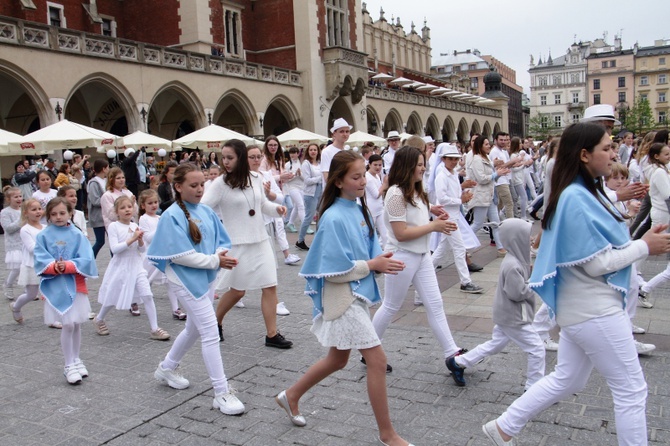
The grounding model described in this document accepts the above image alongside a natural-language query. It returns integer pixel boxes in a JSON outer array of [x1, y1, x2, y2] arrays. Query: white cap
[[386, 130, 401, 140], [581, 104, 621, 125], [124, 148, 135, 157], [422, 136, 435, 144], [330, 118, 352, 134]]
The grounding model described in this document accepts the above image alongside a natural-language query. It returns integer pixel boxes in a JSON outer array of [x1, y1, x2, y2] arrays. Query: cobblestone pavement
[[1, 224, 669, 445]]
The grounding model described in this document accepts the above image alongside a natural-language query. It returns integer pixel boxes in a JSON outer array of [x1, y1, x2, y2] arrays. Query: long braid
[[175, 193, 202, 244]]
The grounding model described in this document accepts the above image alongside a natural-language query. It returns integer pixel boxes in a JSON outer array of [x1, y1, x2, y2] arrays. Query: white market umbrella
[[371, 73, 393, 81], [431, 87, 450, 95], [402, 81, 425, 89], [277, 128, 328, 147], [416, 83, 438, 92], [389, 76, 412, 86], [122, 130, 172, 152], [347, 130, 386, 147], [6, 119, 121, 155], [172, 124, 255, 150], [442, 90, 460, 97], [398, 132, 414, 141], [0, 128, 23, 155]]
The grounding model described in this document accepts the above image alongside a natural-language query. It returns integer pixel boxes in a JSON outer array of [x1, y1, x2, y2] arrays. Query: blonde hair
[[606, 163, 629, 181], [20, 198, 41, 225], [3, 186, 21, 198], [106, 167, 124, 191], [113, 195, 134, 215], [138, 189, 159, 216]]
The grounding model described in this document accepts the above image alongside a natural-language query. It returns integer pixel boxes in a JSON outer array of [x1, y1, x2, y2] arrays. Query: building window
[[572, 92, 580, 104], [539, 76, 547, 86], [326, 0, 349, 48], [593, 79, 600, 90], [660, 111, 667, 124], [618, 92, 626, 103], [553, 75, 561, 85], [101, 17, 116, 37], [660, 57, 666, 65], [641, 94, 648, 101], [468, 64, 476, 70], [470, 77, 478, 90], [602, 61, 608, 69], [453, 66, 461, 72], [554, 115, 562, 128], [572, 113, 581, 122], [554, 94, 561, 104], [540, 116, 549, 128], [640, 76, 649, 86], [618, 77, 625, 88], [47, 2, 66, 28], [610, 60, 616, 67], [223, 4, 243, 57], [660, 92, 667, 103], [659, 74, 667, 84], [540, 95, 547, 106], [593, 93, 601, 104]]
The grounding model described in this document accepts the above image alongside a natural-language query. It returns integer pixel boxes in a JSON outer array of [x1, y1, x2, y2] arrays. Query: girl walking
[[8, 199, 49, 325], [87, 159, 109, 258], [32, 170, 57, 225], [149, 163, 244, 415], [34, 197, 98, 384], [365, 154, 388, 249], [371, 147, 464, 371], [57, 186, 87, 234], [275, 150, 413, 446], [93, 195, 170, 340], [284, 146, 305, 233], [1, 187, 23, 300], [296, 143, 321, 250]]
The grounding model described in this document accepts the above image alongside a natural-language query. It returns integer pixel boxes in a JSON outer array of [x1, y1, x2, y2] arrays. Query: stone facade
[[634, 40, 670, 127]]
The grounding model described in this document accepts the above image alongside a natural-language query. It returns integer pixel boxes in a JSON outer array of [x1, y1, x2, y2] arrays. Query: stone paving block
[[207, 427, 255, 445]]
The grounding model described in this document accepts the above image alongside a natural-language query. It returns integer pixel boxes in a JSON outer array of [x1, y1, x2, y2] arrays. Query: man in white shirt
[[321, 117, 352, 182], [489, 132, 516, 219], [618, 132, 635, 165], [382, 130, 401, 174]]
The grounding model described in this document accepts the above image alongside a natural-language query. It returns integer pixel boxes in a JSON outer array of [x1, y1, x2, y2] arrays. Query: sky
[[363, 0, 666, 95]]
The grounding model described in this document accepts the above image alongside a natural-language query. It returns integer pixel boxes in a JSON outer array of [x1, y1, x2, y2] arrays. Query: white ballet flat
[[275, 390, 306, 427], [378, 437, 415, 446]]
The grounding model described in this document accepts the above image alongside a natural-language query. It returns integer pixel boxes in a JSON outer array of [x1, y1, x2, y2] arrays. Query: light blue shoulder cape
[[529, 177, 631, 316], [34, 224, 98, 315], [147, 202, 231, 299], [299, 198, 383, 319]]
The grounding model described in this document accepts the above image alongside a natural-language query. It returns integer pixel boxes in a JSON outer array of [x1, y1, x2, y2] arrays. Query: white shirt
[[382, 147, 397, 173], [365, 171, 384, 217], [384, 185, 431, 254], [434, 167, 463, 217], [320, 144, 342, 174], [489, 146, 510, 186]]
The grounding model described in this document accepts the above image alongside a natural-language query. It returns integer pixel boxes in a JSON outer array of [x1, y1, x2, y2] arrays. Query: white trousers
[[470, 204, 502, 249], [524, 170, 537, 200], [288, 188, 305, 227], [372, 250, 459, 358], [497, 312, 647, 445], [272, 218, 289, 251], [457, 324, 545, 390], [532, 302, 555, 341], [161, 282, 229, 395], [512, 183, 528, 220], [431, 228, 471, 286], [372, 212, 388, 249]]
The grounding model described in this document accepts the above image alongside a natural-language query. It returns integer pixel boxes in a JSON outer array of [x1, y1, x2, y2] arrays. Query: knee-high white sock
[[140, 294, 159, 331]]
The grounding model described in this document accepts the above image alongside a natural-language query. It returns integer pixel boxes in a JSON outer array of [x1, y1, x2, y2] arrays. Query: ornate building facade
[[634, 40, 670, 127]]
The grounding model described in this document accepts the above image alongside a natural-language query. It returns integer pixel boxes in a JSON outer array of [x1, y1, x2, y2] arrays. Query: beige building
[[634, 40, 670, 126], [586, 38, 635, 116]]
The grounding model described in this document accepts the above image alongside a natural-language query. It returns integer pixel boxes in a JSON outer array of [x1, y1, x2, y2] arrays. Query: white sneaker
[[638, 291, 653, 308], [482, 420, 516, 445], [234, 300, 246, 308], [284, 254, 301, 265], [74, 359, 89, 378], [276, 302, 290, 316], [543, 338, 559, 351], [64, 365, 82, 385], [413, 290, 423, 306], [154, 364, 190, 389], [634, 340, 655, 355], [4, 288, 14, 300], [632, 325, 646, 334], [213, 390, 245, 415]]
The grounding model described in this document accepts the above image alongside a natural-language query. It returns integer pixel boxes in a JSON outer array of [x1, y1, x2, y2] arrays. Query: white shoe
[[154, 364, 190, 389], [234, 300, 245, 308], [4, 288, 14, 300], [632, 325, 646, 334], [638, 291, 653, 308], [213, 390, 245, 415], [88, 312, 96, 320], [543, 338, 559, 351], [634, 340, 655, 355], [284, 254, 301, 265], [276, 302, 290, 316], [482, 420, 516, 445], [413, 290, 423, 306], [64, 365, 82, 385], [74, 359, 89, 378]]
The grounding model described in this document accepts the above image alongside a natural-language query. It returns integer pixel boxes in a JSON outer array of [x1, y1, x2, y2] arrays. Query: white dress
[[139, 214, 167, 284], [310, 299, 381, 350], [97, 221, 151, 309], [1, 207, 23, 269], [18, 224, 44, 286]]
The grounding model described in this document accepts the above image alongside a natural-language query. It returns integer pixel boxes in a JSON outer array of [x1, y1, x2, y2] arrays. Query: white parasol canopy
[[431, 87, 451, 95], [371, 72, 394, 81], [122, 131, 173, 152], [0, 128, 23, 156], [389, 76, 413, 86], [347, 130, 386, 146], [277, 128, 328, 147], [6, 119, 121, 155], [172, 124, 255, 150], [416, 83, 438, 92]]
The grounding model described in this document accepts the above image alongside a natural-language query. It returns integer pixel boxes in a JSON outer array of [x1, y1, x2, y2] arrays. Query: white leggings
[[640, 262, 670, 295], [13, 284, 39, 311], [97, 294, 159, 331], [497, 312, 647, 445], [288, 188, 305, 227], [61, 323, 82, 367], [372, 250, 459, 358], [4, 268, 19, 288], [161, 282, 229, 395], [457, 324, 545, 390], [470, 204, 502, 249]]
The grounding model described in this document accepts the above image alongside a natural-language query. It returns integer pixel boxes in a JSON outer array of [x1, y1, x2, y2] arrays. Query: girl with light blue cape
[[34, 198, 97, 385], [274, 150, 413, 446], [485, 123, 670, 446]]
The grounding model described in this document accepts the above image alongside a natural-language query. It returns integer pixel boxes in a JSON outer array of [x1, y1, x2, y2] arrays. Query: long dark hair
[[472, 135, 490, 162], [223, 138, 251, 189], [304, 143, 321, 164], [542, 123, 622, 229], [173, 163, 202, 244], [318, 151, 374, 237], [386, 146, 429, 207], [648, 143, 669, 170], [160, 161, 178, 183], [263, 135, 285, 171]]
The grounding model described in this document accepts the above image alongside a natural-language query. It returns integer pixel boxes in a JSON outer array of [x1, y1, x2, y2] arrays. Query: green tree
[[623, 97, 654, 135], [528, 114, 560, 140]]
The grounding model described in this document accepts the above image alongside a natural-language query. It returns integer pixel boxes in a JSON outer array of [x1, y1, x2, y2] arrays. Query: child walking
[[275, 151, 413, 446], [57, 186, 87, 234], [149, 163, 245, 415], [139, 189, 186, 320], [364, 154, 388, 248], [93, 195, 170, 340], [9, 199, 49, 325], [447, 218, 545, 390], [87, 159, 109, 258], [32, 170, 57, 225], [33, 197, 98, 384], [1, 187, 23, 300]]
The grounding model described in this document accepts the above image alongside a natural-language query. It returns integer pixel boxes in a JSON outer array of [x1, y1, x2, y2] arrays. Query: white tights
[[61, 323, 82, 367], [4, 268, 19, 288], [97, 294, 159, 331], [13, 284, 39, 311]]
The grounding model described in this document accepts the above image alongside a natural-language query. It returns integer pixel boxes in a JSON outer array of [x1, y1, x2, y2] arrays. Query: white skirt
[[18, 265, 39, 286], [310, 299, 381, 350], [217, 239, 277, 291], [5, 250, 22, 270], [44, 292, 92, 325]]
